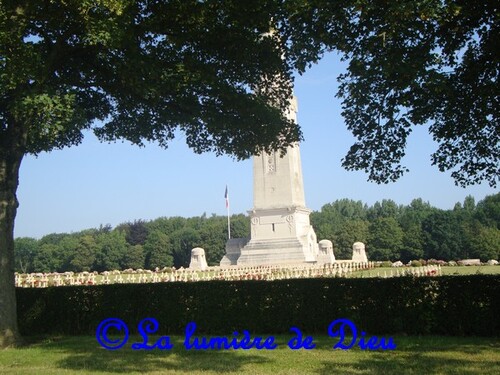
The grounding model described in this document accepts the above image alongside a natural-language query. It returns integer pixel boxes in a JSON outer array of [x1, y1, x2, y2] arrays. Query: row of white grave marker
[[14, 263, 441, 288]]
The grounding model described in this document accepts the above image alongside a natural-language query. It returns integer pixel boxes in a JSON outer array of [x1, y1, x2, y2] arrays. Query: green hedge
[[16, 275, 500, 336]]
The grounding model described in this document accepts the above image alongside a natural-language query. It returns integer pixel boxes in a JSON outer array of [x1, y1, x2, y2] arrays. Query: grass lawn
[[351, 265, 500, 278], [1, 335, 499, 374], [439, 266, 500, 276]]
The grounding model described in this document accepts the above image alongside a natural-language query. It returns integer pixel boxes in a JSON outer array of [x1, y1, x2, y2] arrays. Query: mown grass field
[[438, 265, 500, 275], [351, 265, 500, 278], [1, 334, 499, 375]]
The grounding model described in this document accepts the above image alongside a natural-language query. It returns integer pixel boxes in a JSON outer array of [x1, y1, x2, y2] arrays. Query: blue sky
[[15, 52, 498, 238]]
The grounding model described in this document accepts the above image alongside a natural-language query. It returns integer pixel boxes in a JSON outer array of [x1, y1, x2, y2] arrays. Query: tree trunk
[[0, 144, 24, 348]]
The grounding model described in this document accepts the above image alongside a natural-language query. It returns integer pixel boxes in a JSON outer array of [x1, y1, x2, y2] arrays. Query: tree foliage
[[69, 235, 97, 272], [400, 225, 425, 263], [368, 217, 404, 261], [422, 210, 464, 260], [144, 230, 173, 269], [1, 0, 302, 159], [13, 237, 37, 273], [122, 220, 149, 246], [334, 219, 369, 259], [95, 230, 128, 271], [31, 243, 60, 273], [281, 0, 499, 186], [122, 244, 145, 270]]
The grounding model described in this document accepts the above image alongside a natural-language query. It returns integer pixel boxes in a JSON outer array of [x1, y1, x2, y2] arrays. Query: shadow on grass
[[18, 335, 500, 374], [315, 336, 500, 375], [38, 335, 271, 373]]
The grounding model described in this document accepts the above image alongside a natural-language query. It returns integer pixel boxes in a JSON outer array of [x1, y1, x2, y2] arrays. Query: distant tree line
[[14, 194, 499, 273], [14, 214, 250, 273], [311, 194, 499, 263]]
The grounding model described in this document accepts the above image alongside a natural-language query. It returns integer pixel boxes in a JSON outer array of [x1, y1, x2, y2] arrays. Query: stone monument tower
[[221, 95, 319, 266]]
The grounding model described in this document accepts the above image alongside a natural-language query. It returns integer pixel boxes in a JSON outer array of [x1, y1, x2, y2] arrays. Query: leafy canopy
[[1, 0, 304, 159], [2, 1, 497, 186], [281, 0, 499, 186]]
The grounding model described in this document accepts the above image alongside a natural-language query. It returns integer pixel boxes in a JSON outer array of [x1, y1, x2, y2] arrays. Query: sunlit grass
[[351, 265, 500, 278], [439, 265, 500, 276], [1, 335, 499, 374]]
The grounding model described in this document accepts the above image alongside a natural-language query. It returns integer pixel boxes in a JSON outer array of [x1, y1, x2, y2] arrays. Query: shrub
[[427, 259, 447, 266], [16, 276, 500, 337]]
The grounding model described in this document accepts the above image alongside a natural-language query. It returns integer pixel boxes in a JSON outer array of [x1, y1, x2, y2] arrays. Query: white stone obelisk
[[227, 94, 318, 265]]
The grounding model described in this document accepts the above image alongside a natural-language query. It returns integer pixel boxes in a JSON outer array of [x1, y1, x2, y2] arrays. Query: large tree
[[144, 230, 173, 269], [367, 217, 404, 260], [0, 0, 303, 348], [69, 235, 98, 272], [13, 237, 37, 273], [95, 230, 128, 271], [422, 210, 465, 260]]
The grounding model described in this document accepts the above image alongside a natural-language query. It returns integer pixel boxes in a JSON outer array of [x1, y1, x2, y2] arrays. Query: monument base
[[220, 238, 249, 267], [236, 237, 317, 266], [220, 237, 318, 266], [220, 206, 320, 266]]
